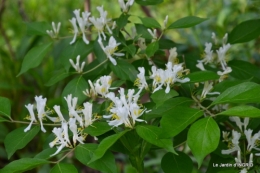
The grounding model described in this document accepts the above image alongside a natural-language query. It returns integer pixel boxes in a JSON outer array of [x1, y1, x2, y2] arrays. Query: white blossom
[[222, 130, 241, 155], [147, 29, 157, 42], [24, 104, 37, 132], [168, 47, 178, 65], [118, 0, 134, 13], [201, 81, 220, 99], [98, 36, 124, 65], [82, 102, 95, 127], [46, 22, 61, 38], [135, 67, 148, 94], [35, 96, 48, 133], [69, 118, 85, 145], [69, 55, 85, 73], [163, 15, 168, 30], [53, 105, 65, 122]]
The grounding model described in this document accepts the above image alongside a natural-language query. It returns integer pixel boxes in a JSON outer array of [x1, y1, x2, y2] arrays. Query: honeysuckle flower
[[138, 37, 146, 50], [235, 150, 242, 164], [222, 130, 241, 154], [104, 106, 132, 127], [94, 75, 112, 97], [83, 80, 97, 98], [222, 131, 230, 142], [98, 36, 124, 65], [201, 81, 220, 99], [150, 66, 164, 93], [24, 104, 37, 132], [129, 102, 146, 125], [168, 47, 178, 65], [147, 29, 157, 42], [216, 43, 231, 70], [69, 18, 79, 44], [97, 6, 112, 33], [69, 55, 85, 73], [69, 118, 85, 145], [135, 67, 148, 94], [212, 32, 217, 45], [82, 102, 94, 127], [229, 117, 249, 131], [46, 22, 61, 38], [64, 94, 83, 127], [163, 15, 168, 30], [49, 125, 70, 157], [240, 168, 247, 173], [245, 129, 260, 152], [35, 96, 48, 133], [53, 105, 65, 122], [73, 9, 91, 44], [196, 61, 206, 71], [118, 0, 134, 13]]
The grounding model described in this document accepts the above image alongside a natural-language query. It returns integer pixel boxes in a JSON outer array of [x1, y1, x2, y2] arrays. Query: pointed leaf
[[34, 148, 57, 159], [217, 105, 260, 118], [4, 126, 40, 159], [187, 117, 220, 167], [136, 125, 176, 154], [0, 158, 48, 173], [26, 22, 50, 36], [116, 14, 130, 29], [0, 97, 11, 118], [161, 152, 193, 173], [146, 41, 159, 57], [140, 17, 161, 28], [151, 89, 179, 107], [61, 76, 88, 107], [17, 42, 53, 76], [160, 107, 203, 138], [185, 71, 219, 83], [45, 69, 73, 86], [228, 19, 260, 44], [135, 24, 153, 39], [89, 130, 128, 163], [109, 59, 138, 82], [84, 121, 112, 136], [211, 82, 260, 105], [75, 144, 117, 173], [168, 16, 207, 29], [50, 163, 78, 173]]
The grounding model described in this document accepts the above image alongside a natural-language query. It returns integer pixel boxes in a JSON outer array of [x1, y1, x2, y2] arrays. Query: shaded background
[[0, 0, 260, 172]]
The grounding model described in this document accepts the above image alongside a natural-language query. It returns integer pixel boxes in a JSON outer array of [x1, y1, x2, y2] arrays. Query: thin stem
[[7, 120, 61, 126], [50, 148, 75, 164], [82, 59, 108, 74], [192, 95, 216, 117], [174, 140, 186, 149]]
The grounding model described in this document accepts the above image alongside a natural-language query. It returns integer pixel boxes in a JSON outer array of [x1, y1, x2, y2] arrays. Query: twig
[[17, 0, 29, 21], [192, 95, 216, 117], [82, 59, 108, 74], [8, 119, 61, 126], [50, 148, 75, 164]]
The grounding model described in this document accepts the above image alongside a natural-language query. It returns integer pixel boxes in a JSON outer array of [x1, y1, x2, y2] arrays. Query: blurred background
[[0, 0, 260, 172]]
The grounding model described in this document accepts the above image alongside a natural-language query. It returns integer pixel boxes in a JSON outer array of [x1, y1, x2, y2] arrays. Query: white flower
[[135, 67, 148, 94], [196, 61, 206, 71], [211, 32, 217, 45], [64, 94, 83, 127], [240, 168, 247, 173], [222, 130, 241, 154], [46, 22, 61, 38], [69, 55, 85, 73], [24, 104, 37, 132], [163, 15, 168, 30], [69, 18, 79, 45], [235, 150, 241, 164], [201, 81, 220, 99], [138, 37, 146, 50], [245, 129, 260, 152], [229, 117, 248, 131], [118, 0, 134, 13], [216, 43, 231, 71], [168, 47, 178, 65], [53, 105, 65, 122], [147, 29, 157, 42], [222, 131, 230, 142], [82, 102, 94, 127], [94, 76, 112, 97], [98, 36, 124, 65], [69, 118, 85, 145], [223, 33, 228, 45], [35, 96, 48, 133]]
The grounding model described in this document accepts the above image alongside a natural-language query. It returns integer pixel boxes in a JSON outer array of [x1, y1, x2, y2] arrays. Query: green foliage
[[0, 97, 11, 118], [26, 22, 50, 36], [50, 163, 78, 173], [217, 105, 260, 118], [168, 16, 207, 29]]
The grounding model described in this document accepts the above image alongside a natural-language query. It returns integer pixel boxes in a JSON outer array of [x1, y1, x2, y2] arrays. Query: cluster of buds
[[221, 117, 260, 172], [196, 33, 232, 82]]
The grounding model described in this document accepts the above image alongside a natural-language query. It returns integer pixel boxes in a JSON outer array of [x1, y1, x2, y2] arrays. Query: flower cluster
[[196, 33, 232, 81], [24, 94, 97, 156], [221, 117, 259, 172], [104, 88, 145, 128]]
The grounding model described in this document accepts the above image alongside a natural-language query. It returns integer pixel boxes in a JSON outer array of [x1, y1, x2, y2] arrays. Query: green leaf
[[45, 69, 73, 86], [0, 97, 11, 118], [0, 158, 48, 173], [17, 42, 53, 76], [151, 89, 179, 107], [145, 97, 194, 120], [228, 19, 260, 44], [34, 148, 57, 159], [186, 71, 219, 83], [123, 44, 136, 57], [109, 59, 138, 82], [187, 117, 220, 167], [146, 41, 159, 57], [229, 60, 260, 83], [135, 0, 163, 5], [211, 82, 260, 106], [136, 125, 176, 154], [93, 39, 107, 62], [116, 14, 130, 29], [61, 76, 88, 107], [26, 22, 50, 36], [158, 39, 177, 49], [140, 17, 161, 28], [217, 105, 260, 118], [0, 117, 8, 122], [160, 107, 203, 138], [50, 163, 78, 173], [75, 144, 117, 173], [135, 24, 153, 39], [161, 152, 193, 173], [89, 130, 128, 163], [60, 40, 93, 72], [4, 126, 40, 159], [168, 16, 207, 29], [84, 121, 112, 136]]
